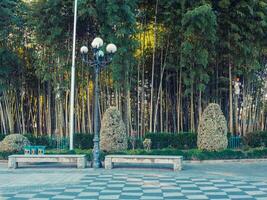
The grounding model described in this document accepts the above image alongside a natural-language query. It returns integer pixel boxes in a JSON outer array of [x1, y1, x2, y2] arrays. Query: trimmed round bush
[[0, 134, 30, 152], [197, 103, 228, 151], [100, 107, 127, 152]]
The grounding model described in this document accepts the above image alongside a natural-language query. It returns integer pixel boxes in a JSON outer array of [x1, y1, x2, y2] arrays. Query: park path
[[0, 162, 267, 199]]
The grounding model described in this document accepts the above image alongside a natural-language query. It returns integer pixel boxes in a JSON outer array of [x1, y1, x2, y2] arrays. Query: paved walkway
[[0, 161, 267, 199]]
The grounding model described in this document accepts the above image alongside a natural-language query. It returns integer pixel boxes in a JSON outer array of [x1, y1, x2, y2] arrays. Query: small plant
[[143, 138, 152, 151]]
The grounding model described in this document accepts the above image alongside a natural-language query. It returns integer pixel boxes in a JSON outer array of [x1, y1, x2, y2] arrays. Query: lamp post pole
[[69, 0, 78, 150], [80, 40, 117, 168], [93, 50, 101, 168]]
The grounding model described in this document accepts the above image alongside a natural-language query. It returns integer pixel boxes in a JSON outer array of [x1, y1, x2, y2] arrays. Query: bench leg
[[8, 158, 18, 169], [105, 158, 113, 170], [173, 159, 182, 171], [77, 157, 86, 169]]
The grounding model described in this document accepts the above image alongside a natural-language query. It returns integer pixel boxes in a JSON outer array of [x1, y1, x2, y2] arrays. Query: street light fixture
[[80, 37, 117, 168]]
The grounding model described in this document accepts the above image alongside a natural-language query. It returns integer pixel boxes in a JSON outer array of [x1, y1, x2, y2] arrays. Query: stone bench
[[8, 155, 87, 169], [105, 155, 183, 171]]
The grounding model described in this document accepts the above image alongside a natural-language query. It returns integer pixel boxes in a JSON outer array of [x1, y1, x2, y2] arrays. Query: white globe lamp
[[106, 43, 117, 53], [91, 37, 103, 49], [80, 46, 88, 54]]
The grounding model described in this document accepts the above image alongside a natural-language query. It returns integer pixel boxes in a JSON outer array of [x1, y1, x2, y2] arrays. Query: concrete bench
[[105, 155, 183, 171], [8, 155, 87, 169]]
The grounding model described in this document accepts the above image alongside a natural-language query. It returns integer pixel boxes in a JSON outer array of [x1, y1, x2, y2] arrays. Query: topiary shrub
[[0, 134, 30, 152], [100, 107, 127, 152], [197, 103, 228, 151]]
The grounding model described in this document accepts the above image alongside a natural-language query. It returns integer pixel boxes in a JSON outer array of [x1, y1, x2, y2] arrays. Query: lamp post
[[80, 37, 117, 168]]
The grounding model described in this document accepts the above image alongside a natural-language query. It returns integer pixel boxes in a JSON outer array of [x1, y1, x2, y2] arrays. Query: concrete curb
[[184, 158, 267, 164], [1, 158, 267, 164]]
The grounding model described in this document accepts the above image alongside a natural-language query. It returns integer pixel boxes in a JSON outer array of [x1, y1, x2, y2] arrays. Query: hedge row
[[245, 131, 267, 147], [0, 133, 94, 150], [1, 131, 266, 150], [45, 147, 267, 161], [1, 147, 267, 161], [145, 132, 197, 149], [0, 132, 197, 150]]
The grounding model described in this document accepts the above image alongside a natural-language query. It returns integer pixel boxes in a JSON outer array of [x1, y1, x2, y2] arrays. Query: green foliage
[[197, 103, 228, 151], [0, 47, 22, 92], [0, 0, 25, 40], [97, 0, 138, 89], [74, 133, 94, 149], [0, 134, 5, 141], [145, 132, 197, 149], [127, 137, 143, 150], [23, 134, 50, 147], [31, 0, 74, 49], [111, 148, 267, 161], [245, 131, 267, 148], [45, 147, 267, 161], [0, 151, 19, 160], [181, 4, 217, 92], [1, 0, 267, 139], [246, 148, 267, 158], [2, 147, 267, 161], [23, 133, 93, 149], [46, 149, 94, 162]]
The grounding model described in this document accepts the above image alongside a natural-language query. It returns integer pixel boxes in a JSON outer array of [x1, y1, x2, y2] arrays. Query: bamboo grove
[[1, 0, 267, 138]]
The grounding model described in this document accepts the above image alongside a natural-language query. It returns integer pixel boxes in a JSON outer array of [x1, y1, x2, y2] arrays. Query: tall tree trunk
[[190, 81, 195, 132], [229, 62, 233, 134], [47, 82, 52, 136], [198, 90, 202, 127], [37, 80, 42, 135], [234, 93, 239, 134], [0, 102, 7, 135], [177, 66, 182, 132], [82, 87, 86, 133], [4, 92, 14, 133], [149, 0, 159, 132], [160, 74, 163, 132], [153, 42, 169, 132], [65, 91, 69, 136], [137, 60, 140, 137]]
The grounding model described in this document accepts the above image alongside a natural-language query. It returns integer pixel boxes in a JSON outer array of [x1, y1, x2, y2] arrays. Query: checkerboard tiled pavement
[[1, 172, 267, 200]]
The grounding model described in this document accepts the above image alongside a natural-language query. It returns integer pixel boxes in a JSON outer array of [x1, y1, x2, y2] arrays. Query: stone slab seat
[[104, 155, 183, 171], [8, 155, 87, 169]]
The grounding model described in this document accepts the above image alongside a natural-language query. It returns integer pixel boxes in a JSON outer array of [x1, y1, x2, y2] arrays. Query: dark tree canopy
[[0, 0, 267, 138]]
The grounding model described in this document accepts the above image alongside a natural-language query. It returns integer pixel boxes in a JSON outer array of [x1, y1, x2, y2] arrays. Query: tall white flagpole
[[69, 0, 77, 150]]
